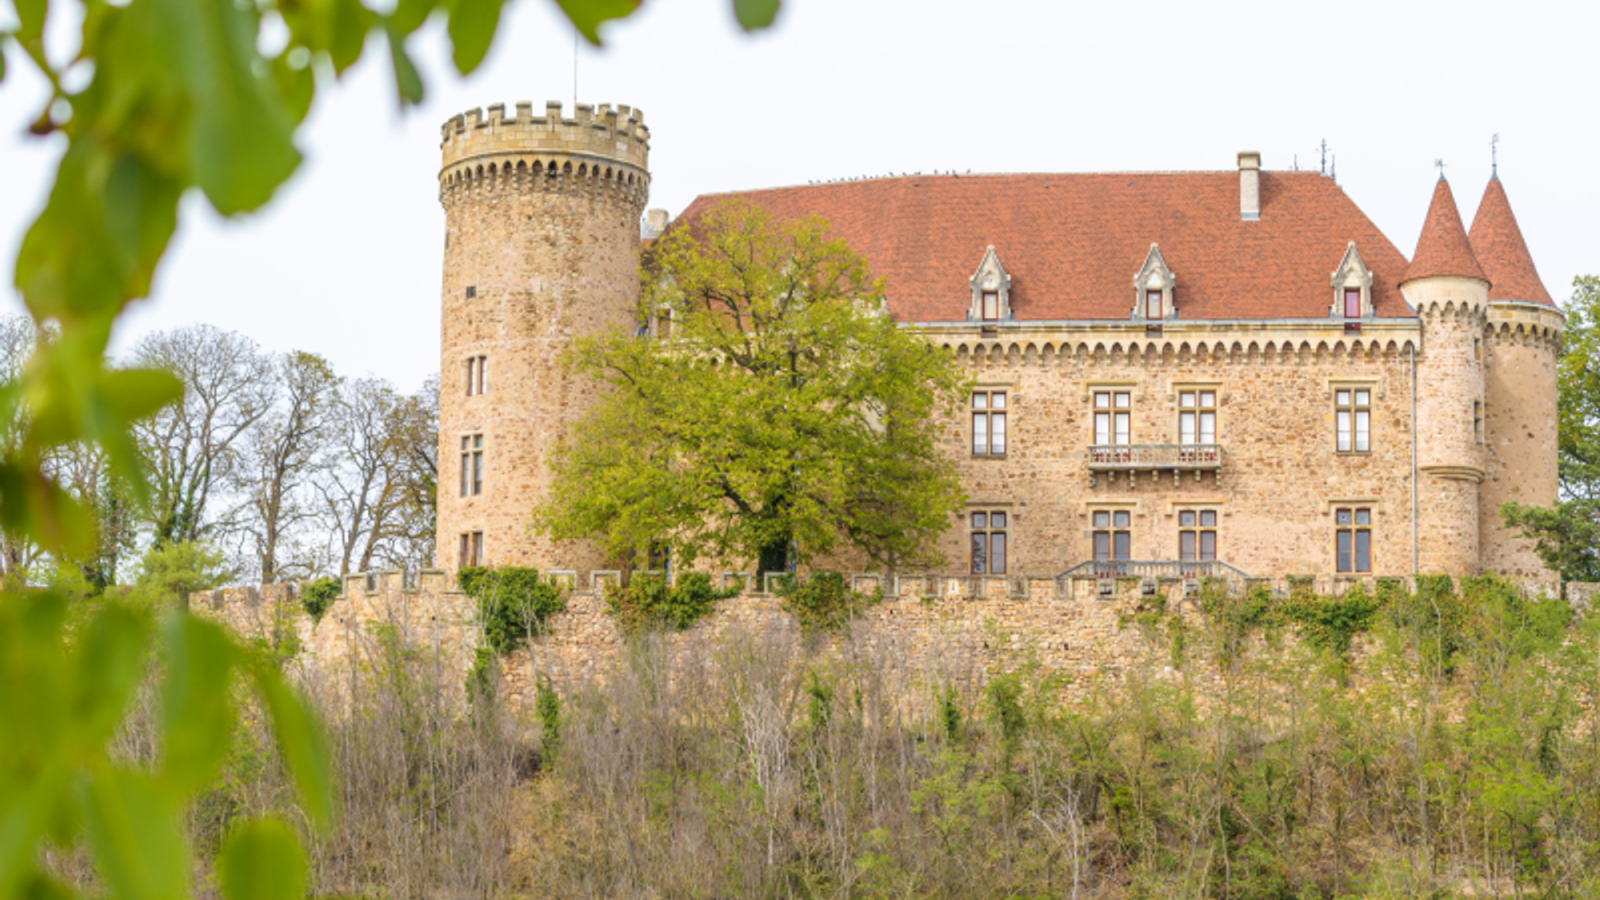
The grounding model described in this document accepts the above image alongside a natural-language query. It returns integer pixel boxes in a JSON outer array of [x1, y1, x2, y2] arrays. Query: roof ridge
[[1401, 178, 1487, 284]]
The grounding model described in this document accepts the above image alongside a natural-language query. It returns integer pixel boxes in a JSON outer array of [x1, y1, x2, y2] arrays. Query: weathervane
[[1435, 158, 1447, 181], [1490, 133, 1500, 178]]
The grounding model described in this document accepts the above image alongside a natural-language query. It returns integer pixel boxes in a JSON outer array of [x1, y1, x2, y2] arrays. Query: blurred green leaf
[[387, 24, 424, 106], [13, 0, 45, 42], [178, 0, 303, 213], [71, 604, 152, 749], [217, 819, 306, 900], [733, 0, 779, 30], [80, 768, 189, 900], [100, 367, 184, 424], [0, 462, 100, 559], [447, 0, 506, 73], [271, 54, 316, 126], [553, 0, 637, 44], [249, 659, 333, 830], [159, 614, 236, 793], [15, 144, 183, 321], [389, 0, 433, 37]]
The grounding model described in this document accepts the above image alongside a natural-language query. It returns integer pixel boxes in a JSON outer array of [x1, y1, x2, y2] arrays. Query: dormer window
[[968, 246, 1012, 323], [1330, 242, 1374, 323], [1133, 245, 1176, 321]]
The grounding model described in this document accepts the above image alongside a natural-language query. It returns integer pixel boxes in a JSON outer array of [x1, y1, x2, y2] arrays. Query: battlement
[[440, 100, 650, 173], [1486, 299, 1565, 349]]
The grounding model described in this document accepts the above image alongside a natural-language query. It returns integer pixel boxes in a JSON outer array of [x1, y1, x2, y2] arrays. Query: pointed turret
[[1402, 177, 1487, 285], [1468, 177, 1555, 306]]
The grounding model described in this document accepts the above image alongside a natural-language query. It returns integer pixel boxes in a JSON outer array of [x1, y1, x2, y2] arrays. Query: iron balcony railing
[[1056, 559, 1253, 582], [1087, 443, 1223, 470]]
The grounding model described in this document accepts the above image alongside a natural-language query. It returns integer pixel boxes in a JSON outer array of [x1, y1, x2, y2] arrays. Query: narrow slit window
[[460, 434, 483, 496]]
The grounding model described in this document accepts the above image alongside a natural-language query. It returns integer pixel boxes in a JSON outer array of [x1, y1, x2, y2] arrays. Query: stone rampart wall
[[195, 569, 1584, 716]]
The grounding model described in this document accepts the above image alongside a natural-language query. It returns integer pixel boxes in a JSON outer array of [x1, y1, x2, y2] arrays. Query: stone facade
[[436, 102, 649, 575], [432, 100, 1562, 590]]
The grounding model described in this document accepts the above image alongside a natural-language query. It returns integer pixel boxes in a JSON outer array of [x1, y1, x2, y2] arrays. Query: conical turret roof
[[1401, 177, 1487, 284], [1468, 176, 1555, 306]]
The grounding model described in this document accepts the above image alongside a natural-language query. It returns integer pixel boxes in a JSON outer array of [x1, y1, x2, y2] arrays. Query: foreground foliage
[[1, 0, 780, 898], [77, 572, 1600, 900]]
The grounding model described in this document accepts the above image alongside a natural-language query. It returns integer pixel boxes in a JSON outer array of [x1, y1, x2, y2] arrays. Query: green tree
[[536, 201, 968, 574], [1503, 275, 1600, 580]]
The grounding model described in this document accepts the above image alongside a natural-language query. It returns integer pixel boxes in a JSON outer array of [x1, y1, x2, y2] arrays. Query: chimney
[[1238, 151, 1261, 221], [643, 209, 669, 238]]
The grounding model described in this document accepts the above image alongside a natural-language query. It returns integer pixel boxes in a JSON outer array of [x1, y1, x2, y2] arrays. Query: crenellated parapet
[[1485, 300, 1564, 354], [438, 101, 650, 213]]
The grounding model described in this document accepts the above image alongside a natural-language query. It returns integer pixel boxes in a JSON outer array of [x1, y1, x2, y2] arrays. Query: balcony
[[1056, 559, 1254, 598], [1087, 443, 1222, 486]]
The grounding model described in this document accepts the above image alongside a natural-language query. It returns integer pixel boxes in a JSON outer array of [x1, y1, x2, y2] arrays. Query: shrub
[[301, 576, 340, 622], [1280, 583, 1382, 657], [776, 570, 880, 633], [458, 566, 566, 655], [606, 571, 738, 632]]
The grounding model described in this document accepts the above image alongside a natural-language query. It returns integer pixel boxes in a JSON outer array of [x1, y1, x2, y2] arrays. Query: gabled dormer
[[1133, 244, 1176, 321], [968, 245, 1012, 323], [1330, 242, 1374, 321]]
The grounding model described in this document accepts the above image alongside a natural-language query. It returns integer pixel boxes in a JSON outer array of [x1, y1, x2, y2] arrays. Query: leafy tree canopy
[[536, 201, 969, 573], [1503, 275, 1600, 581]]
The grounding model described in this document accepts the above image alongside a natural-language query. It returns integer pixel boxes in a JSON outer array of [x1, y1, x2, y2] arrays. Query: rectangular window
[[971, 391, 1007, 455], [657, 312, 672, 340], [1178, 390, 1217, 444], [1344, 288, 1361, 319], [465, 356, 488, 396], [460, 434, 483, 496], [1335, 507, 1372, 572], [970, 511, 1008, 574], [1178, 510, 1218, 561], [1335, 389, 1371, 453], [1093, 390, 1132, 445], [459, 531, 483, 567], [1092, 510, 1132, 561], [1146, 290, 1163, 320], [982, 291, 999, 321]]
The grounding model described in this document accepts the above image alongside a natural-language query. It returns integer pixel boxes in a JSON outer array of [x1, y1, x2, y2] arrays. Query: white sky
[[1, 0, 1595, 393]]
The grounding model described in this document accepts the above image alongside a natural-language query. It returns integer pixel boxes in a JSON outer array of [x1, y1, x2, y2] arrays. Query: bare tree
[[131, 326, 276, 545], [318, 377, 436, 576], [0, 316, 41, 578], [234, 351, 339, 583]]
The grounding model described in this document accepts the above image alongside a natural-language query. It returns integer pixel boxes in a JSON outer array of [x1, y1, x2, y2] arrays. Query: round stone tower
[[1402, 177, 1488, 576], [435, 100, 650, 573], [1470, 176, 1564, 580]]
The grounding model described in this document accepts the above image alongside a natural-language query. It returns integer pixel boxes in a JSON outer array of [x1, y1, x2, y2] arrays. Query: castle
[[434, 100, 1563, 587]]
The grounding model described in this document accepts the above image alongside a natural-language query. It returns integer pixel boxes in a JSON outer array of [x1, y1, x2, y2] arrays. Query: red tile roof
[[1401, 178, 1487, 285], [1468, 177, 1555, 306], [678, 171, 1415, 322]]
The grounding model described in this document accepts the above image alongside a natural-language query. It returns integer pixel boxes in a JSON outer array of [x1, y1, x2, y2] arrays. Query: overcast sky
[[1, 0, 1594, 392]]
